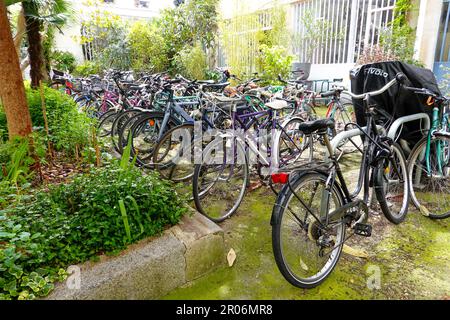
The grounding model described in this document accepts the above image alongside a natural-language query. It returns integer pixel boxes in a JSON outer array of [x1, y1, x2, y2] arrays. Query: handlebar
[[344, 73, 405, 100]]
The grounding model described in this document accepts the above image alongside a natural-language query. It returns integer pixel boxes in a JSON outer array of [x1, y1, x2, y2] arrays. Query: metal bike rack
[[386, 113, 430, 141], [327, 113, 431, 205], [327, 125, 385, 158], [327, 112, 431, 158]]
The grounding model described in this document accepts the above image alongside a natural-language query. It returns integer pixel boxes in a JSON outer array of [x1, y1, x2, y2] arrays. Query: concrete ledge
[[45, 212, 225, 300]]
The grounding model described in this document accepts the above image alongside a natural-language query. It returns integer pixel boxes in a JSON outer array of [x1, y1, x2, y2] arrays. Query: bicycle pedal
[[354, 223, 372, 237]]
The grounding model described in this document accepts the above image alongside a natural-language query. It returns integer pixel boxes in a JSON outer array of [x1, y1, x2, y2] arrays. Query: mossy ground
[[163, 139, 449, 300], [164, 182, 449, 300]]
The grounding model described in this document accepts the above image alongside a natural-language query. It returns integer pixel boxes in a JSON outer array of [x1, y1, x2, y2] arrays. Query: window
[[135, 0, 149, 8]]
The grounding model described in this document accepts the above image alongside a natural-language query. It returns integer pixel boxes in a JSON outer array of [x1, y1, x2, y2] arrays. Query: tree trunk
[[0, 1, 33, 139], [23, 1, 45, 89]]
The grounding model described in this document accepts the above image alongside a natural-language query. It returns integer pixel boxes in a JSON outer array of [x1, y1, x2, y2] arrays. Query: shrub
[[129, 21, 169, 73], [0, 163, 187, 299], [173, 44, 208, 80], [0, 84, 92, 155], [256, 45, 294, 85], [51, 51, 77, 73], [74, 61, 101, 77]]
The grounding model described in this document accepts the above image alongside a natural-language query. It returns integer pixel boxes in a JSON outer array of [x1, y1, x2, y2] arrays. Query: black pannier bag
[[350, 61, 442, 147]]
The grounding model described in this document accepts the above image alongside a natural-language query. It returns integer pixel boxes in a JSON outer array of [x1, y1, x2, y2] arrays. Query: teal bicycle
[[407, 87, 450, 219]]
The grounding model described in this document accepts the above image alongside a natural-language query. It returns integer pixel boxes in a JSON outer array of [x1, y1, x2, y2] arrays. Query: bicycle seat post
[[322, 134, 335, 160]]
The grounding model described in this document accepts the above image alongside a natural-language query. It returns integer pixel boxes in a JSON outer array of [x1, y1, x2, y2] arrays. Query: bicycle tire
[[407, 135, 450, 220], [272, 172, 346, 289], [192, 139, 249, 222], [374, 142, 409, 224]]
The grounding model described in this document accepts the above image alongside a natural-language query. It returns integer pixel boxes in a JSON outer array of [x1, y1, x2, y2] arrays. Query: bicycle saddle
[[298, 119, 335, 135], [265, 100, 289, 110]]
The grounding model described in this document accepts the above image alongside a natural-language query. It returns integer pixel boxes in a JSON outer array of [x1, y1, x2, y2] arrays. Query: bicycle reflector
[[271, 172, 290, 184]]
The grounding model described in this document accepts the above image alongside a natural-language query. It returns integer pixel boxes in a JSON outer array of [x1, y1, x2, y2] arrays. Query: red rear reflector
[[272, 173, 290, 184]]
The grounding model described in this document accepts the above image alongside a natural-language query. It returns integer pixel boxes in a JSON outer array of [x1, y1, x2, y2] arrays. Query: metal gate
[[291, 0, 397, 64]]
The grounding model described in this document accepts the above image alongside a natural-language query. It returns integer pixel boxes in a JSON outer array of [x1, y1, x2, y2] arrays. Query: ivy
[[379, 0, 423, 66]]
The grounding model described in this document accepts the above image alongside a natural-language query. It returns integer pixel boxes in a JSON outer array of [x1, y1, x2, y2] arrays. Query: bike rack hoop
[[387, 112, 430, 141], [327, 113, 431, 159]]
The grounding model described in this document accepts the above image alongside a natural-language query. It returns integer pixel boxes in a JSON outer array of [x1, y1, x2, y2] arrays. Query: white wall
[[309, 63, 355, 87], [414, 0, 443, 69]]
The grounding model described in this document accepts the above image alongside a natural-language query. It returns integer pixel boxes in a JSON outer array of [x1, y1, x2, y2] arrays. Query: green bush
[[173, 44, 208, 80], [74, 61, 101, 77], [51, 51, 77, 73], [0, 163, 187, 300], [129, 21, 169, 73], [256, 45, 294, 86], [0, 84, 92, 154]]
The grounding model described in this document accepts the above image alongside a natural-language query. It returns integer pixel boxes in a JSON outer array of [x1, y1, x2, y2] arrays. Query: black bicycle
[[270, 73, 410, 288]]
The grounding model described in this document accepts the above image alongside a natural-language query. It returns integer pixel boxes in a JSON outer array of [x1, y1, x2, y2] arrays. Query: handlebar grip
[[395, 72, 408, 84]]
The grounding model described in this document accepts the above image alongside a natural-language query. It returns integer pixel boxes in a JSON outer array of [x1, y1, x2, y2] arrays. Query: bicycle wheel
[[277, 117, 312, 168], [272, 172, 346, 288], [192, 138, 248, 222], [374, 143, 409, 224], [329, 103, 362, 152], [130, 112, 181, 167], [408, 135, 450, 219], [153, 124, 196, 182], [97, 111, 118, 148], [111, 109, 142, 153], [333, 103, 356, 135], [118, 111, 148, 154]]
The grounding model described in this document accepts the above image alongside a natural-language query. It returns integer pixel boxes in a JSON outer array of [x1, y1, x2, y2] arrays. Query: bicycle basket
[[350, 61, 441, 146]]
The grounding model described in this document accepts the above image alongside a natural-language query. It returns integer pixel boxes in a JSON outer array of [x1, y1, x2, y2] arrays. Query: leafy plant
[[173, 44, 208, 80], [0, 162, 187, 299], [128, 21, 169, 73], [379, 0, 423, 66], [0, 84, 92, 155], [74, 61, 101, 77], [79, 0, 131, 70], [51, 50, 76, 73], [220, 2, 291, 78], [298, 9, 343, 63], [256, 44, 294, 85], [159, 0, 219, 57]]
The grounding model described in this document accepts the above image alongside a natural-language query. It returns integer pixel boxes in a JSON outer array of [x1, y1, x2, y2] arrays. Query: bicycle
[[270, 73, 410, 288], [192, 97, 311, 222], [407, 87, 450, 219]]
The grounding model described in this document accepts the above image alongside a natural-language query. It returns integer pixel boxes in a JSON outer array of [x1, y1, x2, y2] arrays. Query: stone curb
[[45, 212, 225, 300]]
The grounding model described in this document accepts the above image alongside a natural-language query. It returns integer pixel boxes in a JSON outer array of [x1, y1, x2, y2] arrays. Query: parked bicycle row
[[51, 61, 449, 290]]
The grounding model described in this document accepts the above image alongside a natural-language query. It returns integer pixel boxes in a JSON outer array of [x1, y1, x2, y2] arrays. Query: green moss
[[163, 182, 449, 300]]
